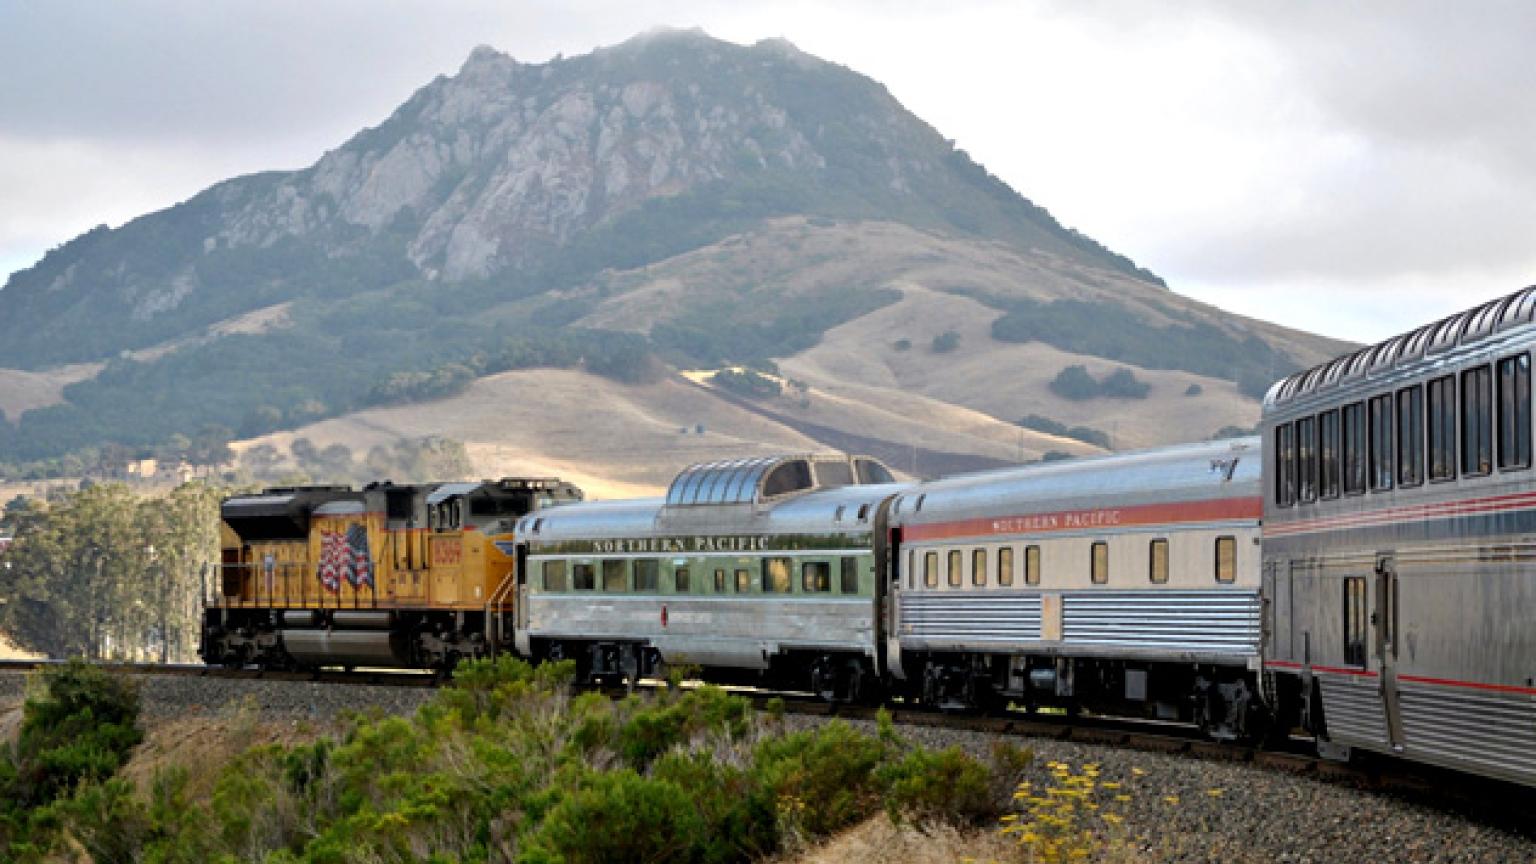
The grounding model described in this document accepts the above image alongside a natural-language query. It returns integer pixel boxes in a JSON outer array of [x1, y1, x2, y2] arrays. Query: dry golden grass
[[0, 362, 102, 421], [117, 705, 332, 799], [775, 817, 1020, 864]]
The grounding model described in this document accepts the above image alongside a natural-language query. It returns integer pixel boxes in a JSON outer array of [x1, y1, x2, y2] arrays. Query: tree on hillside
[[188, 425, 235, 476], [1048, 365, 1101, 401]]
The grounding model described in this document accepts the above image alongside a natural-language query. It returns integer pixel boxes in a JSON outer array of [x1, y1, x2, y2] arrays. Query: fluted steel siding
[[899, 593, 1041, 644], [1319, 675, 1389, 747], [1060, 591, 1260, 654], [1398, 682, 1536, 783]]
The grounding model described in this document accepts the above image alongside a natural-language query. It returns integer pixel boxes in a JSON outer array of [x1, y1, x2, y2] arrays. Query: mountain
[[0, 29, 1352, 473]]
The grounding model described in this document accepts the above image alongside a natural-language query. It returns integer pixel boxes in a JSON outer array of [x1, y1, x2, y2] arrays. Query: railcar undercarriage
[[200, 608, 506, 670], [903, 651, 1275, 742], [536, 638, 878, 702]]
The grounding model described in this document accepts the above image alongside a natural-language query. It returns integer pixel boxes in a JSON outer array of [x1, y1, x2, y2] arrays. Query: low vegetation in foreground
[[1, 658, 1052, 863]]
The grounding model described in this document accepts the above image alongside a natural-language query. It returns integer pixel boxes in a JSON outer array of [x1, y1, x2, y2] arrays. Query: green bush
[[11, 661, 142, 807], [750, 720, 887, 838], [710, 368, 782, 399], [1048, 365, 1100, 401], [520, 770, 705, 864], [878, 745, 995, 826], [1047, 365, 1149, 401], [1, 654, 1008, 862], [931, 330, 961, 353], [1014, 414, 1111, 449], [0, 660, 145, 857]]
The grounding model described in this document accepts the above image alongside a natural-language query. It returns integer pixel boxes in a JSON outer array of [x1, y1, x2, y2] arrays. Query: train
[[204, 283, 1536, 787]]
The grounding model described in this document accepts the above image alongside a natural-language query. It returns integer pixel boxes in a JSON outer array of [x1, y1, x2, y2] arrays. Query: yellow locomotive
[[202, 477, 581, 669]]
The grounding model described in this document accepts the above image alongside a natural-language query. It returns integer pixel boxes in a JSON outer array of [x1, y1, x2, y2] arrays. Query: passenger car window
[[801, 561, 831, 593], [971, 549, 987, 587], [1297, 416, 1317, 502], [1369, 394, 1395, 490], [735, 568, 751, 593], [1275, 422, 1296, 506], [1428, 375, 1456, 481], [573, 563, 595, 591], [1025, 545, 1041, 586], [840, 557, 859, 594], [1090, 542, 1108, 585], [602, 560, 628, 592], [674, 566, 690, 593], [543, 560, 567, 591], [1319, 410, 1341, 499], [634, 559, 659, 591], [1149, 539, 1169, 584], [997, 547, 1014, 586], [1396, 386, 1424, 487], [1498, 353, 1532, 470], [713, 568, 726, 592], [762, 557, 793, 593], [1343, 577, 1368, 667], [947, 550, 962, 587], [923, 551, 938, 588], [1462, 365, 1493, 476], [1342, 402, 1366, 495], [1215, 536, 1237, 584]]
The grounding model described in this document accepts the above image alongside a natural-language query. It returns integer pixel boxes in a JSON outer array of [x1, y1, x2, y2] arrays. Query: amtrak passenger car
[[518, 454, 904, 699], [1264, 285, 1536, 786], [887, 439, 1265, 737]]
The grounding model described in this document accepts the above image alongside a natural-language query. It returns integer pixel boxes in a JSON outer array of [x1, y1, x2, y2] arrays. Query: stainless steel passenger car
[[887, 439, 1265, 736], [517, 454, 905, 698], [1263, 285, 1536, 784]]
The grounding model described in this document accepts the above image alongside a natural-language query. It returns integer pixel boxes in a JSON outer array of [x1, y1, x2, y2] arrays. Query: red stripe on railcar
[[1398, 674, 1536, 696], [902, 496, 1262, 543], [1266, 489, 1536, 537]]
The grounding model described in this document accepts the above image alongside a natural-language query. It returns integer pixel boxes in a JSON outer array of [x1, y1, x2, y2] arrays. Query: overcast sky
[[2, 0, 1533, 344]]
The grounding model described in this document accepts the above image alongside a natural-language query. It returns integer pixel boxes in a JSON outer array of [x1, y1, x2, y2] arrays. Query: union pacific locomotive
[[205, 284, 1536, 788], [202, 477, 580, 668]]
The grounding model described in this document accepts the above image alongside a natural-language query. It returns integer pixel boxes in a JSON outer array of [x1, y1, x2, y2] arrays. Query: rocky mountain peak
[[0, 30, 1165, 373]]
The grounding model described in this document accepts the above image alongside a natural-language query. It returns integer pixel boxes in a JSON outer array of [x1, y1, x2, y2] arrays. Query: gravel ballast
[[3, 669, 1533, 863]]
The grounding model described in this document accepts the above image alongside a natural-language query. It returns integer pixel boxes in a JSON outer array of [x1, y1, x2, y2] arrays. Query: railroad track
[[4, 657, 1530, 820]]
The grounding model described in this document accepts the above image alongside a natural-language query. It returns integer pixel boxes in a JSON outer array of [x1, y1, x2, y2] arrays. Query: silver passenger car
[[886, 439, 1264, 735], [1263, 285, 1536, 785], [518, 453, 905, 697]]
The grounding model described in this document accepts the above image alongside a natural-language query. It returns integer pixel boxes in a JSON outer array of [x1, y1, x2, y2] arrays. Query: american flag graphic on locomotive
[[317, 523, 373, 592]]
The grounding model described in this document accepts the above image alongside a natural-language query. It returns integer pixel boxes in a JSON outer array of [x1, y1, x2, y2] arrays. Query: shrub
[[892, 338, 912, 352], [1185, 383, 1204, 397], [11, 661, 142, 808], [931, 330, 961, 353], [1047, 365, 1100, 401], [519, 770, 706, 864], [878, 746, 995, 826], [1014, 415, 1111, 449], [1047, 365, 1149, 400], [1100, 367, 1151, 399], [750, 720, 887, 839], [711, 369, 782, 399], [1211, 425, 1257, 440]]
